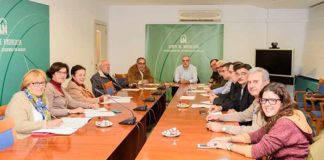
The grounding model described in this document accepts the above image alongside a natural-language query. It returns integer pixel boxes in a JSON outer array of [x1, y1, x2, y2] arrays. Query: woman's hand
[[68, 107, 84, 114], [46, 119, 63, 128], [89, 103, 99, 109], [207, 136, 233, 149]]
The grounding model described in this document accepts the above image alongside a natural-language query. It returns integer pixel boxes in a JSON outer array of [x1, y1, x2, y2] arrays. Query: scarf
[[24, 88, 51, 120]]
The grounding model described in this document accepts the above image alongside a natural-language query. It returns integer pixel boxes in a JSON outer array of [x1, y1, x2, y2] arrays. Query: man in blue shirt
[[174, 55, 198, 84]]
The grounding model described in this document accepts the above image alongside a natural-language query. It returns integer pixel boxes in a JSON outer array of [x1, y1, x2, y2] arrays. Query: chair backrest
[[115, 73, 128, 88], [0, 117, 15, 150], [318, 78, 324, 94], [0, 105, 7, 120]]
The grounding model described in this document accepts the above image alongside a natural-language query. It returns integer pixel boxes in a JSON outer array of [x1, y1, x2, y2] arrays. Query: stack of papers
[[180, 96, 196, 100], [143, 87, 157, 90], [32, 117, 91, 135], [84, 108, 116, 118]]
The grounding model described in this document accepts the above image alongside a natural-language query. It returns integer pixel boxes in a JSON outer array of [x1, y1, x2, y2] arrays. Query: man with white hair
[[206, 67, 270, 135], [174, 55, 198, 84], [90, 60, 121, 97]]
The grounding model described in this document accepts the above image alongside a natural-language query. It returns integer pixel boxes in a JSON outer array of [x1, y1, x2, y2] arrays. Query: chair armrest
[[305, 97, 324, 101], [294, 90, 306, 102]]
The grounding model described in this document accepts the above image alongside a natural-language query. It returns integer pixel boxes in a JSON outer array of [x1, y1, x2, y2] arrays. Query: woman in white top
[[5, 69, 62, 139]]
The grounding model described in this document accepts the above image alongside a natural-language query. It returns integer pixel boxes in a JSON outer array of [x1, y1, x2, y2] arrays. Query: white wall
[[302, 4, 324, 79], [31, 0, 109, 87], [108, 5, 308, 76]]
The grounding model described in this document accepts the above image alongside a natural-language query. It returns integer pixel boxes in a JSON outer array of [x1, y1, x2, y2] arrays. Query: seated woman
[[66, 65, 108, 104], [5, 69, 62, 139], [45, 62, 98, 117], [207, 82, 313, 159]]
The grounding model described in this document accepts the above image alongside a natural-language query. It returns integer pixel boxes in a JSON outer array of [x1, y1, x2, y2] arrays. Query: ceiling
[[100, 0, 324, 8]]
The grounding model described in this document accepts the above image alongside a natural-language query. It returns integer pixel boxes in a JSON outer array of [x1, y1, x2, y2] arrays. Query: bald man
[[90, 60, 121, 97]]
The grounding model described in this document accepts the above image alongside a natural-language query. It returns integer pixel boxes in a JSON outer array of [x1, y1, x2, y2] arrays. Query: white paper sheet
[[191, 104, 212, 108], [100, 98, 131, 104], [200, 101, 212, 105], [84, 109, 116, 118], [180, 96, 196, 100], [32, 117, 91, 135]]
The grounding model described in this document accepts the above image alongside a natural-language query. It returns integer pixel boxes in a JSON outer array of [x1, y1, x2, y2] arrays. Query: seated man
[[91, 60, 121, 97], [206, 67, 269, 135], [209, 59, 226, 89], [174, 55, 198, 84], [212, 62, 232, 95], [127, 57, 154, 85]]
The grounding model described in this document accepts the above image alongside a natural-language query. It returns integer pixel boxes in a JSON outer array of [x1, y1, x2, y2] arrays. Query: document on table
[[191, 104, 212, 109], [84, 108, 116, 118], [32, 117, 91, 135], [143, 87, 157, 90], [123, 88, 140, 91], [201, 101, 212, 105], [187, 89, 206, 93], [200, 93, 210, 97], [101, 97, 132, 104], [180, 96, 196, 100]]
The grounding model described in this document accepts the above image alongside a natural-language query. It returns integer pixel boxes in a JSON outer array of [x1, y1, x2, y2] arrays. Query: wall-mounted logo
[[180, 34, 187, 44], [0, 18, 8, 35]]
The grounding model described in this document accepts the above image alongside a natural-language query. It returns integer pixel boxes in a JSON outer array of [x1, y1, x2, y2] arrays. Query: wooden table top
[[136, 84, 253, 160], [0, 89, 164, 160]]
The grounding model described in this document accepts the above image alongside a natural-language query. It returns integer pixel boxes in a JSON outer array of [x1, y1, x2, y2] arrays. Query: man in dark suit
[[211, 63, 254, 112]]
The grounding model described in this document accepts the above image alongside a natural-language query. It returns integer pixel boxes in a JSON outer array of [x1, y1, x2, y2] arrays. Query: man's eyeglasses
[[259, 98, 281, 105], [236, 72, 248, 77], [32, 82, 46, 87], [138, 62, 145, 65], [182, 59, 189, 62]]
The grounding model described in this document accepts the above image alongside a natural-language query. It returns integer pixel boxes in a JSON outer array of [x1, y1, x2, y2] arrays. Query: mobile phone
[[197, 143, 216, 149]]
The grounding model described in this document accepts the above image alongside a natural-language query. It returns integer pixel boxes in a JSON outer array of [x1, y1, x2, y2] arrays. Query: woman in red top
[[207, 82, 313, 159]]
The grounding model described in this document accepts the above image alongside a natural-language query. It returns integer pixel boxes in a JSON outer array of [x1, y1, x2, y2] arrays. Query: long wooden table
[[0, 89, 166, 160], [136, 84, 252, 160]]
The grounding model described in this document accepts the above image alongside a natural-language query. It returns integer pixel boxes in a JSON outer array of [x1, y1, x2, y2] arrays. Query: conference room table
[[136, 84, 252, 160], [0, 88, 166, 160]]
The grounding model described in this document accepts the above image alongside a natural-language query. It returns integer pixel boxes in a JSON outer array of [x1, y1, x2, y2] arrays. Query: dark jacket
[[214, 83, 254, 112], [90, 71, 121, 97], [209, 71, 227, 89]]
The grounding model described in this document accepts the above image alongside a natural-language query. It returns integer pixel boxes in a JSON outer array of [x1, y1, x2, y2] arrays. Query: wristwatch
[[226, 143, 234, 151]]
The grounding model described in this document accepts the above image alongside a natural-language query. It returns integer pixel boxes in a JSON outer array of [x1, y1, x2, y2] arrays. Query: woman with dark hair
[[45, 62, 98, 117], [66, 65, 108, 104], [207, 82, 313, 159]]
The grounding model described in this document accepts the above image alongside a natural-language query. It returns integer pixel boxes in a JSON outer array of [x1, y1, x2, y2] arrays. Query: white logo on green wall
[[180, 34, 187, 44], [0, 18, 8, 35]]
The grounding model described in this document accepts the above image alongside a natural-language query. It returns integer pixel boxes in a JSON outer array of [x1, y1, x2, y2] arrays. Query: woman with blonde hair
[[207, 82, 313, 159], [5, 69, 62, 139]]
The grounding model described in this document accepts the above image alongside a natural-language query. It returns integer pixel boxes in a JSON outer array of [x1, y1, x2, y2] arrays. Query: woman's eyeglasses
[[259, 98, 281, 105], [32, 82, 46, 87]]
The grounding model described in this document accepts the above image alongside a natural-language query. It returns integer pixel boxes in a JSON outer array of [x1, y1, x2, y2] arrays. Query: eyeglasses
[[32, 82, 46, 87], [236, 72, 248, 77], [182, 59, 189, 62], [259, 98, 281, 105]]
